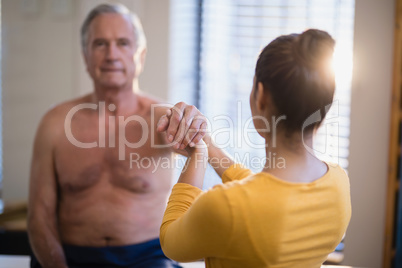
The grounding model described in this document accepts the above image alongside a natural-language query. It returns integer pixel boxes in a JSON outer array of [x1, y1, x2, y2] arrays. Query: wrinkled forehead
[[87, 13, 136, 41]]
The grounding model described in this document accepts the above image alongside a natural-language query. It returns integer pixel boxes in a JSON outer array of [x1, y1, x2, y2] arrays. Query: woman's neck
[[262, 131, 328, 183]]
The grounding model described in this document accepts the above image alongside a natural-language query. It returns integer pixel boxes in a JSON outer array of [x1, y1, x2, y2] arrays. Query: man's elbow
[[27, 209, 54, 236], [27, 213, 43, 238]]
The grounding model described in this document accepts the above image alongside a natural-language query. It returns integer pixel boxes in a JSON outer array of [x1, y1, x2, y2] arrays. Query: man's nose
[[106, 43, 119, 60]]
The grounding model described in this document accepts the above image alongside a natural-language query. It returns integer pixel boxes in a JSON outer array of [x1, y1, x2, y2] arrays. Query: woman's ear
[[256, 82, 269, 112]]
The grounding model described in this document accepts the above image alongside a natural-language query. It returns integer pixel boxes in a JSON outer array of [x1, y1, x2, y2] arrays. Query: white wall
[[2, 0, 75, 203], [1, 0, 397, 266], [343, 0, 395, 267], [2, 0, 170, 203]]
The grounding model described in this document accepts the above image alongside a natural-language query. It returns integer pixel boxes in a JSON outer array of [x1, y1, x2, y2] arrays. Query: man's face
[[84, 13, 145, 89]]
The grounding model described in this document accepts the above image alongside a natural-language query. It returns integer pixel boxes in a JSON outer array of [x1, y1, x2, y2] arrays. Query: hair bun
[[293, 29, 335, 69]]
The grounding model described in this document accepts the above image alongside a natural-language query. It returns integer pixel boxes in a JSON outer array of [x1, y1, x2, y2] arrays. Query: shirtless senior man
[[28, 4, 206, 268]]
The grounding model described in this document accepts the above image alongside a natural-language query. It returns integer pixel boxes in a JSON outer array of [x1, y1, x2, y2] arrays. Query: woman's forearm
[[178, 148, 208, 189], [203, 134, 235, 177]]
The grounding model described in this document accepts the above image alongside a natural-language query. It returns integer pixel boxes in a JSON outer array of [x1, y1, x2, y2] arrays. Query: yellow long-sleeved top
[[160, 163, 351, 268]]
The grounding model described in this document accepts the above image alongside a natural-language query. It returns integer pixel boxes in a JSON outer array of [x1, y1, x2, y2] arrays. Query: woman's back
[[210, 163, 351, 267]]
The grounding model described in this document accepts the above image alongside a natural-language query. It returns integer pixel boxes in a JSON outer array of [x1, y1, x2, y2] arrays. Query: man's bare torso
[[49, 93, 174, 247]]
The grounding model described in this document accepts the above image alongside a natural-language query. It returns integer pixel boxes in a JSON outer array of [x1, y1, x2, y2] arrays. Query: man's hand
[[157, 102, 208, 150]]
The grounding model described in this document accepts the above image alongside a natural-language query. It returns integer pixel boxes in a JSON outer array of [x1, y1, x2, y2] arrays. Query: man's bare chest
[[54, 118, 173, 195]]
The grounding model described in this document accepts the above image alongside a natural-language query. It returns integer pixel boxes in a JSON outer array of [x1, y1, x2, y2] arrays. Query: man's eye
[[118, 40, 130, 46], [95, 41, 106, 47]]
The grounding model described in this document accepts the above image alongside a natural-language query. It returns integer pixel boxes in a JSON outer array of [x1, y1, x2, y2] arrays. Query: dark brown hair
[[255, 29, 336, 133]]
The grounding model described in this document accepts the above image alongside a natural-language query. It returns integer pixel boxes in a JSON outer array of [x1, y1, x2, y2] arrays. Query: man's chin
[[98, 80, 128, 89]]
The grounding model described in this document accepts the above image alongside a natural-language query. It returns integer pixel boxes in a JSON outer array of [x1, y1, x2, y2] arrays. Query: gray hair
[[81, 3, 147, 54]]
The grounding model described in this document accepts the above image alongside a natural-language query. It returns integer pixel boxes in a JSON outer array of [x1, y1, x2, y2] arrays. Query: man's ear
[[82, 50, 90, 73], [134, 47, 147, 75], [140, 47, 147, 69]]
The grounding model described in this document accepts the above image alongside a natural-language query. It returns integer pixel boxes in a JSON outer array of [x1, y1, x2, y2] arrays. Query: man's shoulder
[[44, 95, 91, 117], [136, 91, 170, 117], [137, 91, 166, 107], [39, 94, 92, 129]]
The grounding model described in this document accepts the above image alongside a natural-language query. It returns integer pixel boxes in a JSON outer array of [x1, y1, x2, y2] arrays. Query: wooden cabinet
[[384, 1, 402, 267]]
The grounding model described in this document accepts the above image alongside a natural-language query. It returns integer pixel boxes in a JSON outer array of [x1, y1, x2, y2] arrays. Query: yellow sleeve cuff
[[221, 163, 253, 183], [170, 183, 203, 204]]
